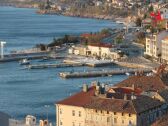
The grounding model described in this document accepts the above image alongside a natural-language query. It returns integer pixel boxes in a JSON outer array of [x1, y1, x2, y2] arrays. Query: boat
[[125, 72, 131, 76], [19, 59, 30, 65]]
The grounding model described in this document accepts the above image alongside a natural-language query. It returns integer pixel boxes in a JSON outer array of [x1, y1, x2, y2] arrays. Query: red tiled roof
[[84, 97, 136, 114], [80, 33, 97, 38], [111, 87, 142, 95], [84, 95, 163, 114], [56, 86, 95, 107], [115, 75, 167, 91], [56, 86, 164, 114]]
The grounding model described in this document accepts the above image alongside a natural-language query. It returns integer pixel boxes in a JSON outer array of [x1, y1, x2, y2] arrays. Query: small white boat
[[125, 72, 130, 76], [19, 59, 30, 65]]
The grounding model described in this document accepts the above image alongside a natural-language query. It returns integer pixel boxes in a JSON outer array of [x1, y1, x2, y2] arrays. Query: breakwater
[[59, 68, 152, 78]]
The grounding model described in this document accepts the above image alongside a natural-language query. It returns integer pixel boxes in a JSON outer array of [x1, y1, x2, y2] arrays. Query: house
[[161, 37, 168, 63], [56, 83, 167, 126], [69, 44, 121, 60], [145, 31, 168, 59], [160, 4, 168, 20], [115, 75, 168, 92]]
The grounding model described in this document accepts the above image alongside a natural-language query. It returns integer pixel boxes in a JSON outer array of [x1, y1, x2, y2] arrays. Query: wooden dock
[[27, 63, 84, 69], [59, 69, 152, 78]]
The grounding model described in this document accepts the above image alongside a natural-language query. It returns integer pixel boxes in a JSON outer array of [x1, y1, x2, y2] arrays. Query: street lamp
[[44, 105, 50, 122], [0, 41, 6, 59]]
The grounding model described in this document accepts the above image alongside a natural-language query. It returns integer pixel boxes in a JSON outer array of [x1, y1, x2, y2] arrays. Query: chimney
[[83, 84, 88, 92], [124, 94, 127, 100], [100, 84, 105, 94], [131, 92, 136, 100], [132, 84, 135, 90]]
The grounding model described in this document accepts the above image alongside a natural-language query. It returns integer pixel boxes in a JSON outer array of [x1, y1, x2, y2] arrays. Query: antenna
[[0, 41, 6, 59]]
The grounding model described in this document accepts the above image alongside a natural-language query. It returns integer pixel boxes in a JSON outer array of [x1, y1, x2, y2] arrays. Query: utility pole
[[0, 41, 6, 59]]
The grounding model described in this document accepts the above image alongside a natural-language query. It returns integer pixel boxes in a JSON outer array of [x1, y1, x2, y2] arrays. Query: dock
[[63, 59, 114, 67], [59, 68, 152, 78], [27, 63, 84, 69]]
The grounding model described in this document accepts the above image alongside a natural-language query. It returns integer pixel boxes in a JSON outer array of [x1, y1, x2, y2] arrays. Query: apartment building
[[145, 31, 168, 58], [56, 83, 166, 126], [162, 37, 168, 62]]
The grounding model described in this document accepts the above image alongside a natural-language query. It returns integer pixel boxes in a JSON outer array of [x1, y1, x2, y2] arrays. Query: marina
[[0, 7, 122, 124]]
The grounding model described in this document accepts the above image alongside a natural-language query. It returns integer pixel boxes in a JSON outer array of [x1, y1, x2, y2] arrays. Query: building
[[160, 4, 168, 20], [145, 31, 168, 59], [56, 83, 167, 126], [69, 44, 121, 60], [161, 37, 168, 63], [115, 75, 168, 92]]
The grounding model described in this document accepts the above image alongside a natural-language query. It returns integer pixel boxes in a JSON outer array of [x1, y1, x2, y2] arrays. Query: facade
[[56, 83, 167, 126], [160, 5, 168, 20], [69, 45, 121, 60], [161, 37, 168, 62], [145, 31, 168, 58]]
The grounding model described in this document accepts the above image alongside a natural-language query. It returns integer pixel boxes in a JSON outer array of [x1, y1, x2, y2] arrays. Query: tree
[[36, 44, 47, 51], [100, 28, 111, 36], [148, 5, 153, 13], [135, 18, 142, 27], [115, 34, 123, 44]]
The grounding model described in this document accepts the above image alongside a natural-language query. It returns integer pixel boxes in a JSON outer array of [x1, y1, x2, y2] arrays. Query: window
[[72, 122, 75, 126], [101, 110, 103, 113], [129, 120, 132, 125], [60, 121, 63, 125], [114, 118, 117, 123], [72, 110, 75, 116], [79, 111, 81, 117], [129, 114, 132, 117], [60, 108, 62, 114], [114, 112, 117, 115], [107, 111, 109, 114], [122, 113, 124, 116], [95, 109, 98, 113], [107, 117, 110, 122]]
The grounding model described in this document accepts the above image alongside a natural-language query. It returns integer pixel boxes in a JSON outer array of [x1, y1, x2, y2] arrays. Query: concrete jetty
[[59, 68, 152, 78], [28, 63, 84, 69], [63, 59, 114, 67]]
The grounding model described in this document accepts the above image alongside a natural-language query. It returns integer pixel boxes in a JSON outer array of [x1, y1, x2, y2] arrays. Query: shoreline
[[37, 9, 127, 24], [0, 5, 127, 25]]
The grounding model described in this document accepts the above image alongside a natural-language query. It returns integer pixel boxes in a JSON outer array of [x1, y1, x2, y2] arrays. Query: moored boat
[[19, 59, 30, 65]]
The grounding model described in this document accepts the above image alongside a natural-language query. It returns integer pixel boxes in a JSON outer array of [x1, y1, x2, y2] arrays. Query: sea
[[0, 7, 128, 124]]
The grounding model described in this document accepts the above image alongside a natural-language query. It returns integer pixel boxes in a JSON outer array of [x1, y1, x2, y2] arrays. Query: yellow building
[[162, 37, 168, 63], [56, 84, 166, 126]]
